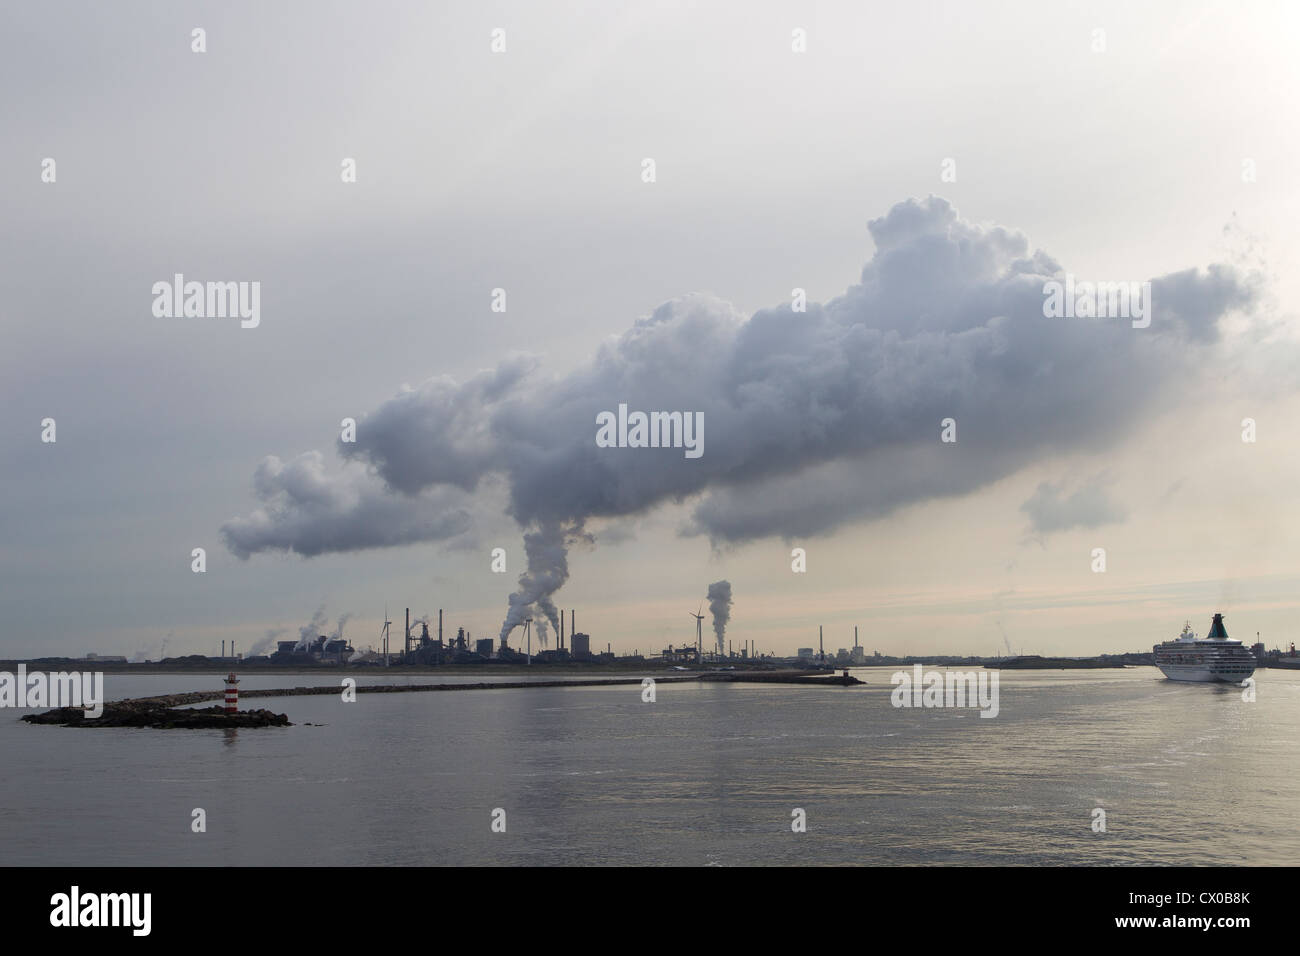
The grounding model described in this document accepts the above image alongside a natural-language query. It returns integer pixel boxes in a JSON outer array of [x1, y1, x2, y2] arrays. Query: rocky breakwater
[[21, 670, 862, 729], [697, 670, 863, 685], [22, 699, 290, 729]]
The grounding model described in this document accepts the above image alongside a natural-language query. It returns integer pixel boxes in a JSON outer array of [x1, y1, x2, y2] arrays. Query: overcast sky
[[3, 0, 1299, 660]]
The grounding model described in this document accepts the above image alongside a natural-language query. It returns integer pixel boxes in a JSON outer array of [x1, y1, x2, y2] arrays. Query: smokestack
[[854, 626, 859, 649], [222, 640, 225, 658], [438, 608, 443, 645], [819, 625, 824, 662], [560, 610, 564, 650], [405, 608, 410, 658]]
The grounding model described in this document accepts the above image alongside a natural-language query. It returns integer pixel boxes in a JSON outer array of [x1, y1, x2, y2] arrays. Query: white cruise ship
[[1153, 614, 1257, 683]]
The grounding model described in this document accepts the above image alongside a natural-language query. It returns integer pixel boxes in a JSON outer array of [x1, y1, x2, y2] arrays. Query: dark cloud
[[329, 197, 1252, 544], [220, 452, 471, 559]]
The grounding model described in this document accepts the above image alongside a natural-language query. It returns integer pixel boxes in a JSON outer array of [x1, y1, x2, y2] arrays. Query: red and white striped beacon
[[223, 672, 240, 713]]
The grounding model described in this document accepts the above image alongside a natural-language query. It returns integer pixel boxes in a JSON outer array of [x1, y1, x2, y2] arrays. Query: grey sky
[[2, 1, 1298, 659]]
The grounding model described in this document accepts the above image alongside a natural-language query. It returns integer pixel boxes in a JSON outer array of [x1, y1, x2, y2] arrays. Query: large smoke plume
[[498, 521, 585, 644], [221, 197, 1264, 633], [707, 580, 732, 656]]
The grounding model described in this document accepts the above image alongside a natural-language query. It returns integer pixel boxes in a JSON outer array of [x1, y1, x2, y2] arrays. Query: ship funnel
[[1208, 613, 1229, 640]]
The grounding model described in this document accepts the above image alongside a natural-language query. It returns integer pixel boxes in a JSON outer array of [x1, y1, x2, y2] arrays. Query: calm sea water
[[2, 666, 1297, 865]]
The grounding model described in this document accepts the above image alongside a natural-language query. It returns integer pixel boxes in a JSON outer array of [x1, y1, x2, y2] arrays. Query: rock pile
[[22, 700, 291, 728]]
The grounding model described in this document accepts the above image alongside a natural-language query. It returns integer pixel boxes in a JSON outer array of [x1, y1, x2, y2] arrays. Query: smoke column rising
[[499, 521, 583, 643], [708, 580, 732, 657], [248, 626, 288, 657], [294, 605, 329, 651]]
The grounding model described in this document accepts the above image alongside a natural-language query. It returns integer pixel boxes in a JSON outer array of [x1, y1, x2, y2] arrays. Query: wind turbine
[[689, 603, 705, 661]]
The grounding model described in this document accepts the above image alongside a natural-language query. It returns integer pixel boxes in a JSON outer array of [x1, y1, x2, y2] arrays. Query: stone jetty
[[21, 669, 861, 728]]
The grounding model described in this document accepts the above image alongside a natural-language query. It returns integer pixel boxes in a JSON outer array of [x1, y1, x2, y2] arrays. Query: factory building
[[322, 638, 351, 663], [272, 635, 354, 663], [571, 633, 592, 660], [849, 626, 865, 665], [662, 644, 699, 664]]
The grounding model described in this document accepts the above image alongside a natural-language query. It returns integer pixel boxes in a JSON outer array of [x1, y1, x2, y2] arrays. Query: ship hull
[[1156, 663, 1254, 683]]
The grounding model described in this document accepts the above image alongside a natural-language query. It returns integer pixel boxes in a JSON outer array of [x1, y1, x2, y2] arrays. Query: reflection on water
[[1, 667, 1297, 865]]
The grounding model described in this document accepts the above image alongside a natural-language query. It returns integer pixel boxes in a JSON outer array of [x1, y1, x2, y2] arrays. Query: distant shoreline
[[1, 655, 1161, 674]]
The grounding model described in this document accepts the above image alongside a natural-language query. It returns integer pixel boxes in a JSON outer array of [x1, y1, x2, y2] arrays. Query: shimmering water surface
[[2, 667, 1297, 865]]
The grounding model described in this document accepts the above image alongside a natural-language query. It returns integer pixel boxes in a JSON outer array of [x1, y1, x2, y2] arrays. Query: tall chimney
[[854, 626, 859, 649], [405, 608, 410, 658], [438, 608, 443, 645], [819, 625, 824, 662], [221, 640, 225, 658], [560, 610, 565, 650]]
